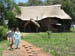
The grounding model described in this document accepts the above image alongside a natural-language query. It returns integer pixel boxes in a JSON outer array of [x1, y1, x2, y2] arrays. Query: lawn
[[0, 40, 9, 56], [22, 28, 75, 56]]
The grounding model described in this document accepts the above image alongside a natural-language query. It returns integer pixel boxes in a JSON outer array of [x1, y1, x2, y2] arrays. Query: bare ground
[[3, 33, 52, 56]]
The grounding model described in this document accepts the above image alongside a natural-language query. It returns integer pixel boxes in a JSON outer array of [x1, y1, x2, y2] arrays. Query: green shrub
[[0, 26, 8, 41]]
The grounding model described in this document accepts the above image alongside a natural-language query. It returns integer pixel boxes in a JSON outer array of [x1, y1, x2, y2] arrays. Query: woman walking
[[14, 28, 21, 49]]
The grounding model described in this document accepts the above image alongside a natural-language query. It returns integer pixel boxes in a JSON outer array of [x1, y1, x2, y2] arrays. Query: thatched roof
[[16, 4, 72, 21], [24, 19, 40, 28]]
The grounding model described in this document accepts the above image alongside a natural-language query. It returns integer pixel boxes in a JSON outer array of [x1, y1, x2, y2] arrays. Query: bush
[[0, 26, 8, 41]]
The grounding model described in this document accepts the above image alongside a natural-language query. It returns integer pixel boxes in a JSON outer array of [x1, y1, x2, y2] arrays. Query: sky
[[15, 0, 45, 4], [15, 0, 28, 4]]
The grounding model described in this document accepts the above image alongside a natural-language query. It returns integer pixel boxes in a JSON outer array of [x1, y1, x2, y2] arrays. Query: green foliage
[[70, 28, 75, 32], [26, 0, 43, 6], [62, 0, 75, 21], [0, 0, 21, 27], [13, 3, 21, 15], [5, 10, 16, 27], [18, 2, 28, 6], [0, 26, 8, 41]]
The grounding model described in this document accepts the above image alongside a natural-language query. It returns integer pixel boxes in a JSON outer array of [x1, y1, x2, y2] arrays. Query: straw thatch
[[24, 19, 40, 28], [16, 4, 71, 21]]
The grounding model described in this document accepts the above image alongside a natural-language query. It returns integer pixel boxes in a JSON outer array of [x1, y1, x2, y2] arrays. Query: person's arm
[[7, 36, 9, 40], [13, 32, 15, 40], [19, 32, 21, 41], [6, 32, 9, 40]]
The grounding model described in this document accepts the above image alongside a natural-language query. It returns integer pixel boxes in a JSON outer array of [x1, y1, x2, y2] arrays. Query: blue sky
[[15, 0, 45, 4], [15, 0, 28, 4]]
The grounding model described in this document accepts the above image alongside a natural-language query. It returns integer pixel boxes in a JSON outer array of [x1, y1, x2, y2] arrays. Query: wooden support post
[[24, 23, 26, 32]]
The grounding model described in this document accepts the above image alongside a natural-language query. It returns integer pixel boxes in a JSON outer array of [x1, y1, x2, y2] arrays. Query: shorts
[[9, 39, 13, 45]]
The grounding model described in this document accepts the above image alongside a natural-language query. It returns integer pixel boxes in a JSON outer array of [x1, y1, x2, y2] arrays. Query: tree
[[45, 0, 53, 5], [27, 0, 43, 6], [0, 0, 21, 27], [62, 0, 75, 21]]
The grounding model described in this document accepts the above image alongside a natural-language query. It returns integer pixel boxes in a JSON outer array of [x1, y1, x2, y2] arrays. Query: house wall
[[59, 19, 71, 32], [38, 18, 71, 32], [39, 17, 59, 32], [16, 18, 71, 32]]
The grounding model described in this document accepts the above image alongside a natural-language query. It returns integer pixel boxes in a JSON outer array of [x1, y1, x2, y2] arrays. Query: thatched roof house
[[16, 4, 72, 32]]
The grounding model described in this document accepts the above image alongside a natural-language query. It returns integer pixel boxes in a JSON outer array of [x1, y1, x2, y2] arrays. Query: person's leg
[[17, 39, 19, 48], [15, 39, 17, 48], [9, 40, 13, 50], [15, 39, 18, 48], [10, 44, 12, 49], [11, 40, 13, 49]]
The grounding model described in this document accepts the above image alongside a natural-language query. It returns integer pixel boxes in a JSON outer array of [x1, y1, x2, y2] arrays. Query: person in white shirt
[[14, 27, 21, 49]]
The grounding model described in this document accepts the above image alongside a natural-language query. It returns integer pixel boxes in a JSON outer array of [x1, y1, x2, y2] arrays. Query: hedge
[[0, 26, 8, 41]]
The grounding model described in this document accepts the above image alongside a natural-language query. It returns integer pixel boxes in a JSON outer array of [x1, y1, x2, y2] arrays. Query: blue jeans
[[15, 39, 19, 48]]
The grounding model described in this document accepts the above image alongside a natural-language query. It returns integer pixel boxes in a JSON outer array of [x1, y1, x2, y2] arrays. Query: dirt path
[[3, 33, 52, 56]]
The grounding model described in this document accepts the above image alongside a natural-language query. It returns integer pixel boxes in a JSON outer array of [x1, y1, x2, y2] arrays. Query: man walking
[[7, 28, 14, 50]]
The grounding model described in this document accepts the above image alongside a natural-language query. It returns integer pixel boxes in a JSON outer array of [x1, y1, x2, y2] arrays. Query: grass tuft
[[22, 31, 75, 56], [0, 40, 9, 56]]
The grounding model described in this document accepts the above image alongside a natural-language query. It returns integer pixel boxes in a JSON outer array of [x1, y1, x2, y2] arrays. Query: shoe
[[15, 47, 20, 49], [8, 48, 13, 51]]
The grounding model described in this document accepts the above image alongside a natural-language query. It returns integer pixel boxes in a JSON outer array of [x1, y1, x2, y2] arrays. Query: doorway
[[25, 22, 38, 32]]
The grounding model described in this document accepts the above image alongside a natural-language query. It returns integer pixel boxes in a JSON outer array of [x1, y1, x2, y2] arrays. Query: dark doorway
[[25, 22, 38, 32]]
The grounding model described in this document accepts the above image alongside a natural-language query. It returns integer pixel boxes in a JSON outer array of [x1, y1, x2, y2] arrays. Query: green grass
[[0, 40, 9, 56], [71, 28, 75, 32], [22, 31, 75, 56]]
